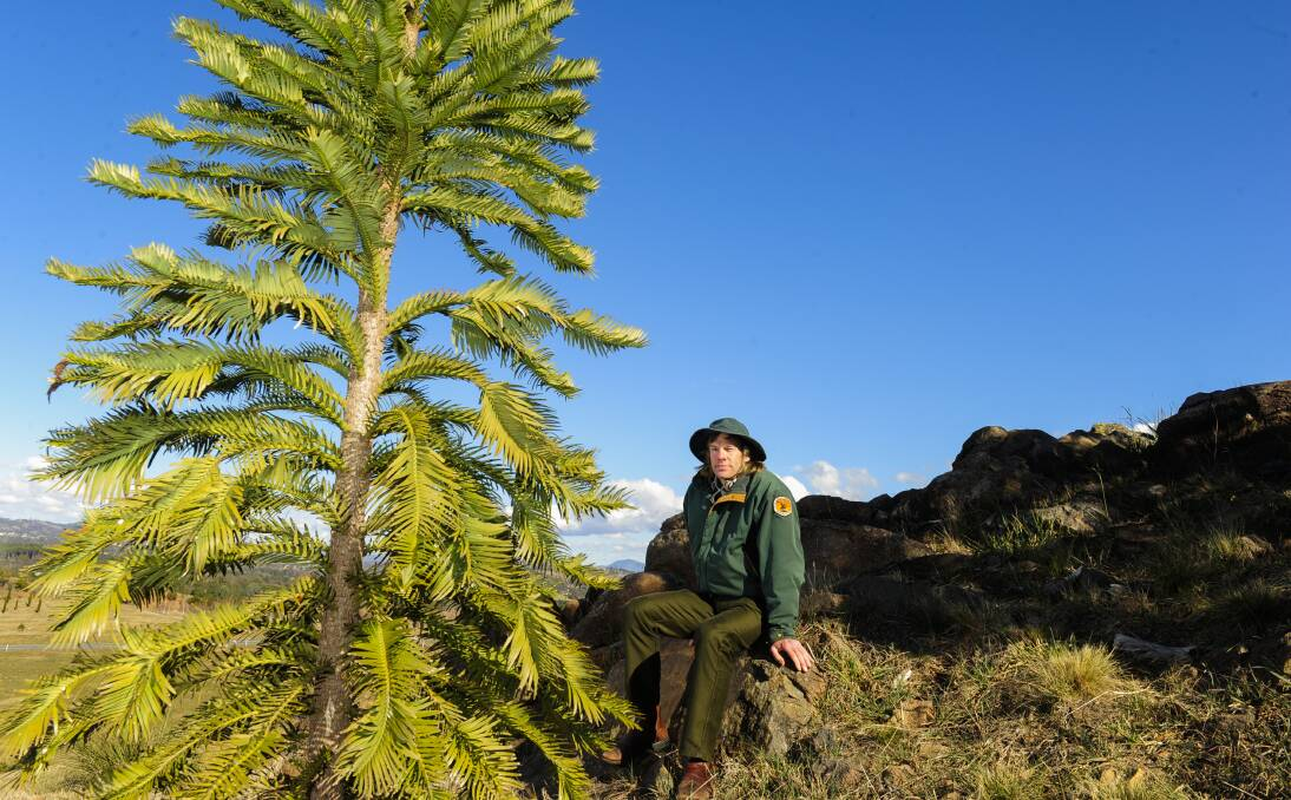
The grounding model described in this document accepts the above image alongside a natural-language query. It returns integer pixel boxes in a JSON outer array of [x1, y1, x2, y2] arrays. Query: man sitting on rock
[[601, 418, 814, 799]]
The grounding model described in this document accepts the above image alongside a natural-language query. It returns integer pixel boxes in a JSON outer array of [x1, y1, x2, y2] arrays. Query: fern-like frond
[[334, 619, 440, 796], [474, 380, 552, 476], [366, 404, 460, 588], [49, 243, 345, 345]]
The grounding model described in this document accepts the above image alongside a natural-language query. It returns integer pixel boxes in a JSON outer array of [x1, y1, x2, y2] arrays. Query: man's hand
[[768, 637, 814, 672]]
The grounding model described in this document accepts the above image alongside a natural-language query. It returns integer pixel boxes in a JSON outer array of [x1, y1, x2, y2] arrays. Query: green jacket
[[682, 469, 805, 642]]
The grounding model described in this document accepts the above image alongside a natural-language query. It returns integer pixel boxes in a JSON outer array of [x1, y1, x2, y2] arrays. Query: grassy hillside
[[589, 507, 1288, 799]]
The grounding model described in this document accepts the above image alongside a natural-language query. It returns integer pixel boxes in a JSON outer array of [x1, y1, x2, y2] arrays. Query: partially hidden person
[[601, 417, 813, 799]]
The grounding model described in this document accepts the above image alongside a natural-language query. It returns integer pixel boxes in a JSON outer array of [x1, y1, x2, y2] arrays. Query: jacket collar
[[707, 473, 751, 505]]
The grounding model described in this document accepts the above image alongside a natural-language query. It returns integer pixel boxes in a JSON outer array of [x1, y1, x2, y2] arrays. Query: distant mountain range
[[605, 559, 644, 572], [0, 517, 78, 543]]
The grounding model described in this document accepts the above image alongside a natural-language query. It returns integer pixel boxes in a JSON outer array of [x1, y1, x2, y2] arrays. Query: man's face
[[707, 433, 748, 480]]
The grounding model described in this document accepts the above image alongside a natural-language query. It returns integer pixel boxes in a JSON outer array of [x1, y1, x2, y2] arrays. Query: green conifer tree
[[1, 2, 643, 797]]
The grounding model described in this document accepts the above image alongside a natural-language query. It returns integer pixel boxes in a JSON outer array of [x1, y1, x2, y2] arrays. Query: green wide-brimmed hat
[[688, 417, 767, 463]]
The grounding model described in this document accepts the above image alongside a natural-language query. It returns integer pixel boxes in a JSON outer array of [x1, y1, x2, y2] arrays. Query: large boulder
[[653, 653, 824, 760], [604, 637, 694, 744], [841, 575, 991, 637], [1151, 382, 1291, 481], [953, 426, 1068, 477], [1028, 497, 1114, 535], [798, 494, 886, 526], [800, 519, 933, 586], [644, 513, 697, 590], [886, 426, 1070, 535], [719, 660, 825, 758], [1058, 422, 1154, 474], [887, 423, 1151, 536]]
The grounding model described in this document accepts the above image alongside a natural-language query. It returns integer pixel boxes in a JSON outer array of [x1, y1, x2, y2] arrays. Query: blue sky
[[1, 2, 1288, 564]]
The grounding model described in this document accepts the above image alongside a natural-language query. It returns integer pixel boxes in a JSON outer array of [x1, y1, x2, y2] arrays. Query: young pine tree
[[2, 1, 644, 797]]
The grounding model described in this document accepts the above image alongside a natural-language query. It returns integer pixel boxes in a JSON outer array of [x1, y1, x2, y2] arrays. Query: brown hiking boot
[[598, 729, 656, 766], [675, 760, 714, 799], [599, 704, 666, 766]]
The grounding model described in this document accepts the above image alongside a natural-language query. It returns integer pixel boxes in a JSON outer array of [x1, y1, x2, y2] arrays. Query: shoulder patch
[[773, 496, 793, 517]]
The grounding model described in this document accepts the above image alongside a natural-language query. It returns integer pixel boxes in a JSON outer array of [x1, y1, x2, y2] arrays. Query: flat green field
[[0, 593, 184, 708], [0, 649, 79, 704]]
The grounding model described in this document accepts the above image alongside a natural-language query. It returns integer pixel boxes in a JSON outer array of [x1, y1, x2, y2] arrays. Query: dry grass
[[0, 592, 192, 792], [1146, 525, 1271, 599], [9, 507, 1289, 798], [1027, 641, 1130, 703], [0, 758, 83, 799], [621, 615, 1288, 799], [974, 761, 1048, 799], [1212, 579, 1288, 628], [0, 650, 79, 707], [0, 590, 181, 645], [1081, 767, 1193, 799]]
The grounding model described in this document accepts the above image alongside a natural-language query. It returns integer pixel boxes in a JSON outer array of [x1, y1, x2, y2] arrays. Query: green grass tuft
[[975, 761, 1048, 799], [976, 511, 1063, 556], [1031, 642, 1128, 702]]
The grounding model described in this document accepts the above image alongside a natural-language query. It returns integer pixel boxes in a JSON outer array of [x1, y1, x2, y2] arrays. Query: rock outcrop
[[718, 659, 825, 757], [885, 422, 1153, 537], [1151, 382, 1291, 479], [575, 514, 936, 649], [567, 381, 1291, 790], [643, 513, 693, 588]]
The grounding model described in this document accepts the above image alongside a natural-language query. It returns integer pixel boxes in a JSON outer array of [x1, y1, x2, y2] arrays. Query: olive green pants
[[622, 589, 762, 762]]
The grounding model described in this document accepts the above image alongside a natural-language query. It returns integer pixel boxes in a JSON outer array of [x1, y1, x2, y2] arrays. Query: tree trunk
[[305, 14, 418, 798], [306, 196, 402, 800]]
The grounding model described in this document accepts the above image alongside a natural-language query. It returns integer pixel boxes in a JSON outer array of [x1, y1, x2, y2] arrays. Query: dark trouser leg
[[622, 590, 717, 734], [679, 597, 763, 762]]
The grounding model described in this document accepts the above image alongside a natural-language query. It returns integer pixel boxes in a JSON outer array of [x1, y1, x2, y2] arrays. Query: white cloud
[[781, 475, 809, 500], [558, 478, 682, 536], [557, 478, 684, 567], [1132, 422, 1158, 436], [797, 460, 879, 501], [894, 471, 926, 487], [0, 459, 84, 522], [615, 478, 684, 521]]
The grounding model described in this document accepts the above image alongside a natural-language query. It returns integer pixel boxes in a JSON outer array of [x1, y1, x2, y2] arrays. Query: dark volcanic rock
[[643, 513, 931, 592], [889, 447, 1061, 535], [719, 659, 824, 757], [1029, 498, 1113, 535], [896, 553, 978, 582], [1059, 422, 1153, 474], [953, 426, 1067, 477], [606, 647, 825, 763], [644, 513, 696, 589], [1152, 382, 1291, 481], [605, 637, 693, 744], [888, 422, 1150, 537], [798, 494, 880, 525], [801, 520, 932, 584], [841, 575, 990, 636]]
